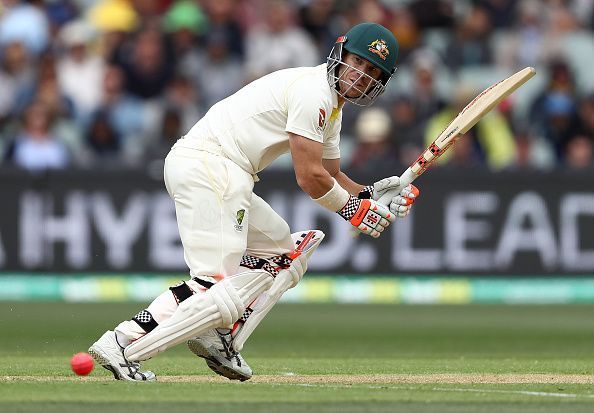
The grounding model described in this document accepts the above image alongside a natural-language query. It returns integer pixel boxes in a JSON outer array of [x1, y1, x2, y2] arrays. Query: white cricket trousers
[[163, 138, 295, 280]]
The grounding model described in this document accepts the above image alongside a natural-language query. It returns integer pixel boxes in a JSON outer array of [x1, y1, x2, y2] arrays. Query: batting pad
[[124, 269, 272, 362], [233, 230, 325, 351]]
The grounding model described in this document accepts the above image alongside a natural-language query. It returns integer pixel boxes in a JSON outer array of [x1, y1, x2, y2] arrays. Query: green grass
[[1, 302, 594, 412]]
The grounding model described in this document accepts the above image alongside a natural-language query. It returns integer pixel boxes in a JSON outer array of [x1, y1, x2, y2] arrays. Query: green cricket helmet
[[327, 22, 399, 106]]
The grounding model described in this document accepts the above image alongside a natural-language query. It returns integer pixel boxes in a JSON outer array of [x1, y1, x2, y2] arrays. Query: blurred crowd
[[0, 0, 593, 174]]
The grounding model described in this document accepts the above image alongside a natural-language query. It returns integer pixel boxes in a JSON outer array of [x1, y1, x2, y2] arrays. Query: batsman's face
[[338, 53, 383, 98]]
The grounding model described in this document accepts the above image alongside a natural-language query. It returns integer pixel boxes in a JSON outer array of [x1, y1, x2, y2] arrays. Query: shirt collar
[[321, 63, 339, 108]]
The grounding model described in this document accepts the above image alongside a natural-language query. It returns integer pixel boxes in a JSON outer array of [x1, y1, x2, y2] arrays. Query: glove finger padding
[[338, 196, 395, 238], [389, 184, 420, 218], [400, 184, 420, 200]]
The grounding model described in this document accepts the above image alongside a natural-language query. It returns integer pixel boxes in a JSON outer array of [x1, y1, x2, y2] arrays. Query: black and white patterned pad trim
[[239, 307, 253, 323], [239, 255, 290, 277], [270, 254, 292, 269]]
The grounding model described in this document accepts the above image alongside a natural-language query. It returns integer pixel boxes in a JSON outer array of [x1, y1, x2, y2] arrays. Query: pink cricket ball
[[70, 352, 94, 376]]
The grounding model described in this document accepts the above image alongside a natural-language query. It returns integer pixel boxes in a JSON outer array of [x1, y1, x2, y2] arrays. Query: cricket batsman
[[89, 22, 419, 381]]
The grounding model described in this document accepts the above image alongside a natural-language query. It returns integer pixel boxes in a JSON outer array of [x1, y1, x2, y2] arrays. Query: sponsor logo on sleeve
[[319, 108, 326, 127], [317, 108, 327, 133]]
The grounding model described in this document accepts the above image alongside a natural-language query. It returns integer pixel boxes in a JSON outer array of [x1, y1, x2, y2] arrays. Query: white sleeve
[[322, 111, 342, 159], [285, 78, 331, 143]]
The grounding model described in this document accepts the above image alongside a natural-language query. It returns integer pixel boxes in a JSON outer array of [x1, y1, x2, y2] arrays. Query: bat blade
[[378, 67, 536, 206]]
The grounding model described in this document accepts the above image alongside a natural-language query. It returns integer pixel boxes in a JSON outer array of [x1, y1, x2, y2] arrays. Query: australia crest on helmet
[[368, 39, 389, 61]]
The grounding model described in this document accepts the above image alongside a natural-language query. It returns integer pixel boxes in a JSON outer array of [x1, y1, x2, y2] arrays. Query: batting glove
[[338, 196, 394, 238], [359, 177, 420, 218], [388, 184, 419, 217]]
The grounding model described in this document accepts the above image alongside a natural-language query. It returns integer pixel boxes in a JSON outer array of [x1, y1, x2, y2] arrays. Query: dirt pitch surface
[[3, 374, 594, 384]]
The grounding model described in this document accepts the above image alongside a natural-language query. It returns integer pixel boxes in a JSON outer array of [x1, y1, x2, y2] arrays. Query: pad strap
[[240, 254, 293, 277], [133, 310, 159, 333], [169, 281, 194, 303], [192, 277, 215, 290]]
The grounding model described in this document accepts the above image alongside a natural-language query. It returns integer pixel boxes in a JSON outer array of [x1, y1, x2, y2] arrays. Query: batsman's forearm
[[332, 171, 365, 195], [296, 171, 335, 199]]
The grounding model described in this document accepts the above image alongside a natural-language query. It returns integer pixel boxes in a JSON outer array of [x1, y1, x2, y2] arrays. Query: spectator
[[130, 0, 170, 21], [163, 0, 206, 81], [0, 41, 36, 121], [145, 107, 183, 162], [480, 0, 517, 29], [529, 59, 579, 160], [163, 74, 203, 133], [0, 0, 50, 56], [547, 1, 580, 36], [577, 93, 594, 140], [86, 109, 122, 164], [7, 101, 70, 172], [88, 0, 139, 34], [0, 2, 590, 172], [349, 107, 397, 174], [298, 0, 338, 55], [56, 19, 105, 125], [495, 0, 579, 71], [355, 0, 391, 25], [88, 0, 139, 62], [93, 65, 147, 162], [44, 0, 79, 34], [160, 108, 182, 148], [407, 0, 454, 30], [408, 49, 447, 126], [195, 29, 244, 109], [115, 28, 174, 100], [245, 0, 318, 81], [541, 92, 579, 160], [495, 0, 544, 70], [33, 53, 82, 161], [388, 94, 425, 166], [444, 2, 493, 70], [512, 128, 556, 171], [564, 134, 593, 170], [202, 0, 245, 58], [339, 0, 392, 30], [31, 54, 74, 120], [388, 6, 420, 62]]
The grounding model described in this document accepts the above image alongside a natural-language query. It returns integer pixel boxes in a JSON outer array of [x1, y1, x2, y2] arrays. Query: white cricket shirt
[[184, 63, 342, 175]]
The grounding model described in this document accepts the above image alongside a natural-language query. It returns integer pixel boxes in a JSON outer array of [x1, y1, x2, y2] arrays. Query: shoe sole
[[88, 346, 131, 381], [89, 347, 157, 381], [187, 339, 251, 382]]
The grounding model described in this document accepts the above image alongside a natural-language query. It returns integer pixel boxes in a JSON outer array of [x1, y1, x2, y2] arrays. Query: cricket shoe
[[88, 330, 156, 381], [187, 328, 252, 381]]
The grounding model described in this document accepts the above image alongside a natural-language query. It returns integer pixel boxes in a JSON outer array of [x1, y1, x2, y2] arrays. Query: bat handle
[[377, 167, 418, 207]]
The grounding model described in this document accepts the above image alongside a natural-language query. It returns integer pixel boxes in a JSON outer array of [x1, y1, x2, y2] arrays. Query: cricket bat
[[377, 66, 536, 206]]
